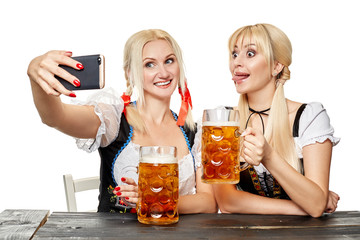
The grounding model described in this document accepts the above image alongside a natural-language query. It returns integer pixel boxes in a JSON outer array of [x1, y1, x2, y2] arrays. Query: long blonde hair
[[229, 24, 302, 173], [123, 29, 195, 132]]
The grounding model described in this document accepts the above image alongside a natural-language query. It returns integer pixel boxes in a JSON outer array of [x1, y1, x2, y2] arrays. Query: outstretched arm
[[28, 50, 100, 138]]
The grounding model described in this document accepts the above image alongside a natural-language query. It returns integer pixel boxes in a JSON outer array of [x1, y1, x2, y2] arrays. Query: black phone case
[[55, 54, 103, 90]]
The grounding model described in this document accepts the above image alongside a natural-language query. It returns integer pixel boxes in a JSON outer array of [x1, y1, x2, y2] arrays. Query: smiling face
[[229, 37, 274, 95], [142, 39, 179, 101]]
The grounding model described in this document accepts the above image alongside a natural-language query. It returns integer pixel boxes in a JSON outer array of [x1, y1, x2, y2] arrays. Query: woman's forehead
[[234, 35, 256, 49], [142, 39, 174, 56]]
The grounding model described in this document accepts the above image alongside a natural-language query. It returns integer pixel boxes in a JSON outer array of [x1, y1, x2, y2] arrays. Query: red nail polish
[[69, 93, 76, 98], [125, 197, 129, 200], [121, 177, 126, 182], [66, 51, 73, 55], [114, 186, 120, 191], [76, 63, 84, 70], [73, 79, 81, 87], [116, 192, 122, 196]]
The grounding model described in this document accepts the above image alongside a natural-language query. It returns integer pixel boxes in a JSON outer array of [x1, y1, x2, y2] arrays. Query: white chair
[[63, 174, 100, 212]]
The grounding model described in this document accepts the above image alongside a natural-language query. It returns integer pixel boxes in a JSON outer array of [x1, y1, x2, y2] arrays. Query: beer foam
[[202, 121, 240, 127], [140, 154, 177, 164]]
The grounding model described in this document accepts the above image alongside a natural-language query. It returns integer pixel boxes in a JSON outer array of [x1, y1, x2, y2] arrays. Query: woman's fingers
[[37, 68, 75, 97], [241, 127, 267, 165], [325, 191, 340, 213], [45, 52, 83, 90], [29, 50, 83, 97], [125, 196, 139, 205], [113, 178, 139, 202], [121, 177, 137, 186], [241, 126, 274, 166]]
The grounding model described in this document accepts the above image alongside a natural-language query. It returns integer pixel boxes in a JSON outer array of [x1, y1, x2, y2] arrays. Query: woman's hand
[[27, 50, 83, 97], [241, 127, 273, 166], [325, 191, 340, 213], [113, 177, 138, 205]]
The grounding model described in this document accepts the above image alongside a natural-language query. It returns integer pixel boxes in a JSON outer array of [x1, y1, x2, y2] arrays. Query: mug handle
[[115, 165, 138, 208], [239, 160, 249, 172], [239, 132, 249, 172]]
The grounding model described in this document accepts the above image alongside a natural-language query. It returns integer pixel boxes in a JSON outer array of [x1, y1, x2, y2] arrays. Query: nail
[[69, 93, 76, 98], [116, 192, 122, 196], [125, 197, 129, 200], [76, 63, 84, 70], [121, 177, 126, 182], [73, 79, 81, 87], [114, 186, 120, 191], [66, 51, 73, 55]]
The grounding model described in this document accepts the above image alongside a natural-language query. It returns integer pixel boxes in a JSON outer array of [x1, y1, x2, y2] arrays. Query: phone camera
[[97, 56, 102, 65]]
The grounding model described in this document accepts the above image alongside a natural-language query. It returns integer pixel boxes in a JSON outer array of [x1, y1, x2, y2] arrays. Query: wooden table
[[30, 211, 360, 239], [0, 209, 49, 240]]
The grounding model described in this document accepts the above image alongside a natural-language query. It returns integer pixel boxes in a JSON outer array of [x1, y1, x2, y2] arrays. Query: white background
[[1, 0, 359, 213]]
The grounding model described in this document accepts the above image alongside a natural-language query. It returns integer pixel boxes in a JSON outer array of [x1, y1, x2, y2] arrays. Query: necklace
[[245, 107, 270, 134]]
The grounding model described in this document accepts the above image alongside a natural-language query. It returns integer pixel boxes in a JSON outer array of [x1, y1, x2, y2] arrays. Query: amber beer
[[137, 146, 179, 225], [201, 109, 247, 184]]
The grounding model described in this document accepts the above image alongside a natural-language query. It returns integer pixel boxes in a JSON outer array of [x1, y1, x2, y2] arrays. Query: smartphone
[[56, 54, 105, 90]]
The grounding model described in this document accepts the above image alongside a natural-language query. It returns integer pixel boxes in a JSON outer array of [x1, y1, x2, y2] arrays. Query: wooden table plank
[[33, 211, 360, 239], [0, 209, 49, 240]]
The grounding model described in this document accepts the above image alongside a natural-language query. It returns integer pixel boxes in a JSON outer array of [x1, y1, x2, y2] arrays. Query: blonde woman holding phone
[[27, 29, 217, 214]]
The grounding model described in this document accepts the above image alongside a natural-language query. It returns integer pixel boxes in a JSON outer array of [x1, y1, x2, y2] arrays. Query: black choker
[[245, 107, 270, 134]]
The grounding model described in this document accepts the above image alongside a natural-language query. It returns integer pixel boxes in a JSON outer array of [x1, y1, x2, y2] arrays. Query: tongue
[[233, 75, 248, 81]]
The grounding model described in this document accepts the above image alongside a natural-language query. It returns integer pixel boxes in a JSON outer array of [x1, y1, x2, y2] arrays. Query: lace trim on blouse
[[72, 88, 124, 152]]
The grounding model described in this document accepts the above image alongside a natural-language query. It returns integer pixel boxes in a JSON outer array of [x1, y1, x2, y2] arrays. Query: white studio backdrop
[[0, 0, 358, 212]]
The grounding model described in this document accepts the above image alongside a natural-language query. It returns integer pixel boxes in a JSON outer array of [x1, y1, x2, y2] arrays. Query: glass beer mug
[[201, 109, 248, 184], [137, 146, 179, 225]]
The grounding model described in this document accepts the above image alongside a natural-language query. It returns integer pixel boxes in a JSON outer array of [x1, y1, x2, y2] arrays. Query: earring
[[272, 72, 277, 77]]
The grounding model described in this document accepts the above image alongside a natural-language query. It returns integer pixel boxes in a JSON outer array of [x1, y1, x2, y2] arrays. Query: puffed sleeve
[[72, 88, 124, 153], [297, 102, 340, 151]]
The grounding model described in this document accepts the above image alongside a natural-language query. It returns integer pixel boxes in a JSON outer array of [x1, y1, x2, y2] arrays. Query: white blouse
[[74, 88, 196, 196]]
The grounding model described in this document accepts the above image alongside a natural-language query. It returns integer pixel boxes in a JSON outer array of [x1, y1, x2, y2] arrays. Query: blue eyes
[[165, 58, 174, 64], [145, 62, 155, 68], [145, 58, 174, 68]]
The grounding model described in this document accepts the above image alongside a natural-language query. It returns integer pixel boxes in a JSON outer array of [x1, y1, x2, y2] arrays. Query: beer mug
[[137, 146, 179, 225], [201, 109, 248, 184]]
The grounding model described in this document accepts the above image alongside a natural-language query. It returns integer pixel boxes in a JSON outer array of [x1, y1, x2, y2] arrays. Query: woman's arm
[[28, 50, 100, 138], [213, 183, 307, 215], [178, 168, 218, 214], [265, 140, 332, 217], [242, 127, 333, 217]]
